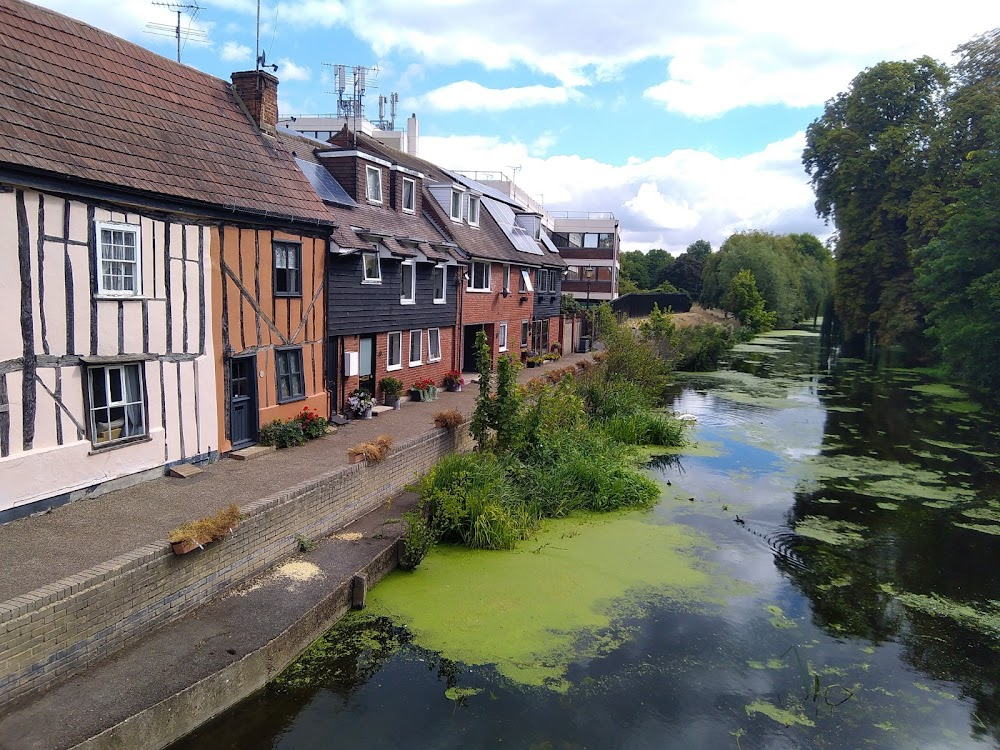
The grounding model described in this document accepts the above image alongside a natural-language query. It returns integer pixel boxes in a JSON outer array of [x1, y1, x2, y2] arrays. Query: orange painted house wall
[[211, 225, 329, 452]]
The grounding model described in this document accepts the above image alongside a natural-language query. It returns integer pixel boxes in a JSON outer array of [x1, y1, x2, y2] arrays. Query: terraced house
[[0, 0, 335, 515], [340, 133, 566, 371], [282, 127, 462, 412]]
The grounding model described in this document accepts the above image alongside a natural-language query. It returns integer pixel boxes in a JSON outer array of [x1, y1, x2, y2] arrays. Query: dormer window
[[402, 177, 416, 213], [362, 251, 381, 283], [366, 165, 383, 204], [468, 195, 480, 227], [450, 190, 462, 221]]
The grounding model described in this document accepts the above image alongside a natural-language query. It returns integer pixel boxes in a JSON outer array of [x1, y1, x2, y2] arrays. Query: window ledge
[[402, 208, 415, 215], [433, 299, 446, 305], [362, 279, 382, 285], [428, 357, 442, 363], [387, 364, 402, 371], [88, 434, 152, 455], [274, 293, 303, 299], [467, 288, 491, 293], [409, 361, 422, 367], [95, 294, 147, 301], [277, 394, 307, 405], [400, 300, 416, 305]]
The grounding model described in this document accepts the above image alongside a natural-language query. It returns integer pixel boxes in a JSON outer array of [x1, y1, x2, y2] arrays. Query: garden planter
[[385, 395, 400, 409], [410, 389, 423, 402], [349, 452, 365, 464], [447, 383, 462, 392], [170, 538, 202, 555]]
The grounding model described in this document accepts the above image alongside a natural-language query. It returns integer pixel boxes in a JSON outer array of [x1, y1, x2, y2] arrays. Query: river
[[174, 328, 1000, 749]]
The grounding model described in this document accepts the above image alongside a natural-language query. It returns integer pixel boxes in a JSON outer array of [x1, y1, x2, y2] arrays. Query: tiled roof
[[0, 0, 333, 225], [350, 133, 554, 267]]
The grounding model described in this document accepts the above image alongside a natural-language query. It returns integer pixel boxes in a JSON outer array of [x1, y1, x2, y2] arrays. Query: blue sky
[[34, 0, 998, 252]]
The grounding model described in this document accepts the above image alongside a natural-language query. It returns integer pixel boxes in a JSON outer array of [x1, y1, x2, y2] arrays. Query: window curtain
[[124, 365, 144, 437]]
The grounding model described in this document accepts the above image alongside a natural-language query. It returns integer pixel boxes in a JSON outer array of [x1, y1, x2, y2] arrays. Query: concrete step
[[230, 445, 276, 461]]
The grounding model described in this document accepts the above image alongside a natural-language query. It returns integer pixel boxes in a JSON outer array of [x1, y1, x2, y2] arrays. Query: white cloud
[[419, 131, 825, 253], [261, 0, 994, 117], [220, 41, 253, 63], [413, 81, 582, 112], [276, 58, 311, 82]]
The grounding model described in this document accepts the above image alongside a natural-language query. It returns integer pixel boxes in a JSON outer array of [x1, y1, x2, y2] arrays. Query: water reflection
[[174, 329, 1000, 750]]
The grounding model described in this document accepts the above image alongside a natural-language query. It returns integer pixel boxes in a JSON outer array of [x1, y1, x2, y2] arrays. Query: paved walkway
[[0, 352, 590, 604]]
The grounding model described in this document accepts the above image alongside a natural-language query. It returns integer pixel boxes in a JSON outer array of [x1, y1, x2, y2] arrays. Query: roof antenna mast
[[148, 2, 205, 62]]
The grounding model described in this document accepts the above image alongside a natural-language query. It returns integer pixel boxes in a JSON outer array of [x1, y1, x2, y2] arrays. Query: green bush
[[296, 407, 329, 440], [399, 510, 436, 570], [670, 323, 734, 371], [258, 418, 306, 449], [599, 412, 686, 447]]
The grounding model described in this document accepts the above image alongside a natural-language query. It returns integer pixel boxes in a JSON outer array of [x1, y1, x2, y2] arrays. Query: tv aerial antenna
[[323, 63, 381, 130], [147, 2, 206, 62]]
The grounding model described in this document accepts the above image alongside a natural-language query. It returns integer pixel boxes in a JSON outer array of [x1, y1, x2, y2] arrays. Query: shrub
[[670, 323, 734, 371], [259, 418, 306, 448], [398, 510, 435, 570], [168, 504, 240, 545], [599, 412, 686, 447], [379, 377, 404, 397], [296, 406, 329, 440], [433, 409, 464, 429], [348, 434, 393, 462]]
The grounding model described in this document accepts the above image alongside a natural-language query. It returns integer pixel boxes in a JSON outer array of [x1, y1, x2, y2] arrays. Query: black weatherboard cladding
[[326, 255, 458, 337], [533, 276, 562, 318]]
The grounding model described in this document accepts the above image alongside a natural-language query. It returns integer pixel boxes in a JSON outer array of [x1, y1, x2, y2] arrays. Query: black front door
[[229, 356, 257, 448], [359, 336, 376, 396], [462, 324, 486, 372]]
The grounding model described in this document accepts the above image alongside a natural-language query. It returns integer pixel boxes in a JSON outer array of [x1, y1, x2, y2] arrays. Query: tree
[[803, 57, 950, 350], [663, 253, 707, 298], [722, 269, 776, 333], [685, 239, 712, 261]]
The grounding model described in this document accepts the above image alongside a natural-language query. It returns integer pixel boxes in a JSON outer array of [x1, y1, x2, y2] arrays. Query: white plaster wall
[[0, 189, 220, 513]]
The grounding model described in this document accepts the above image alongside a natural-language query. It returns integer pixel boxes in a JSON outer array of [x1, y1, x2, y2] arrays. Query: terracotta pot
[[170, 538, 202, 555], [349, 452, 365, 464]]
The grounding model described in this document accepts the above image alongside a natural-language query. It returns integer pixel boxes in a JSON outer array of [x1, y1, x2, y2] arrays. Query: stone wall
[[0, 425, 472, 707]]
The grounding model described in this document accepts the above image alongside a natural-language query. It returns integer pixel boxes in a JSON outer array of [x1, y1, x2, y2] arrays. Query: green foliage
[[670, 324, 735, 371], [598, 412, 686, 447], [379, 377, 404, 397], [560, 294, 583, 315], [724, 269, 777, 333], [803, 57, 949, 347], [916, 111, 1000, 393], [398, 510, 436, 570], [470, 329, 493, 450], [296, 407, 329, 440], [493, 355, 522, 451], [638, 303, 677, 342], [295, 534, 316, 553], [258, 417, 306, 449]]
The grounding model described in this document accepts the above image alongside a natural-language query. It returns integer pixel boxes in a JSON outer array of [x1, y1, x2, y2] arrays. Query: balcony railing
[[548, 211, 616, 220]]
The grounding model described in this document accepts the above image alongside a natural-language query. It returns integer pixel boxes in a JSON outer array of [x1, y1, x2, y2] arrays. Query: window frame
[[520, 269, 534, 293], [521, 320, 529, 348], [387, 331, 402, 371], [450, 190, 462, 221], [427, 328, 442, 362], [86, 361, 147, 447], [362, 251, 382, 284], [95, 221, 143, 298], [432, 264, 447, 304], [366, 165, 383, 204], [400, 259, 416, 304], [273, 241, 302, 298], [502, 264, 511, 294], [469, 261, 491, 292], [276, 348, 306, 404], [468, 195, 481, 226], [409, 329, 423, 366], [498, 322, 508, 352], [402, 176, 416, 213]]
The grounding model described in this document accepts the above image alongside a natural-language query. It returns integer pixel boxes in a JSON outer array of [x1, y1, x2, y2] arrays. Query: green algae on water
[[953, 522, 1000, 536], [794, 516, 866, 546], [766, 604, 797, 629], [909, 383, 967, 399], [367, 511, 750, 692], [445, 687, 482, 701], [880, 583, 1000, 639], [745, 699, 815, 727]]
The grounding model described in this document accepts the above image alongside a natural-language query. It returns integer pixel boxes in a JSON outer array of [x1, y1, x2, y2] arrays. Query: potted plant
[[379, 377, 404, 409], [443, 370, 465, 392], [525, 350, 540, 368], [168, 504, 240, 555], [411, 378, 435, 401], [348, 388, 375, 419]]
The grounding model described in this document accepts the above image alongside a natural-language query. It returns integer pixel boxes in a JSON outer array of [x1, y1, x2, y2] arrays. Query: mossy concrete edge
[[71, 542, 400, 750]]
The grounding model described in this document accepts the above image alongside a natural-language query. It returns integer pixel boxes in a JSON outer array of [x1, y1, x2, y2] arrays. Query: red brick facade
[[340, 327, 459, 399], [461, 263, 534, 363], [231, 70, 279, 133]]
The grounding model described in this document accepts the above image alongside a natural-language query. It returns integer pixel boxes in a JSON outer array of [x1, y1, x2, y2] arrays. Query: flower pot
[[385, 394, 400, 409], [170, 538, 203, 555], [349, 452, 365, 464], [447, 383, 462, 392], [428, 386, 438, 400], [361, 407, 373, 419], [410, 389, 423, 402]]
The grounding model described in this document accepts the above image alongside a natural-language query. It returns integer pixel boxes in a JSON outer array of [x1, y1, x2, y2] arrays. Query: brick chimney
[[231, 70, 279, 134]]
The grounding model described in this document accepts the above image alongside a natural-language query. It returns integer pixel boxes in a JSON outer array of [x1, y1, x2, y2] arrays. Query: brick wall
[[462, 264, 533, 363], [0, 425, 473, 707]]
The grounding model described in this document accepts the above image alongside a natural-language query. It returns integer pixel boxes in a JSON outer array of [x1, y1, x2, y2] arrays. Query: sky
[[31, 0, 999, 253]]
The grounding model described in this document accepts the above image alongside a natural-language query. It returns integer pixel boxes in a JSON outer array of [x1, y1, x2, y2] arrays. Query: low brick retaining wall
[[0, 426, 471, 707]]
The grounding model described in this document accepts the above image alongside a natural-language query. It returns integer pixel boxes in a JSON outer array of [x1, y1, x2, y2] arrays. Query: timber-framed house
[[0, 0, 334, 516]]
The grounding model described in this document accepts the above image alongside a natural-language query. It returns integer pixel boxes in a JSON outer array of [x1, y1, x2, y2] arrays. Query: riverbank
[[0, 350, 596, 750]]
